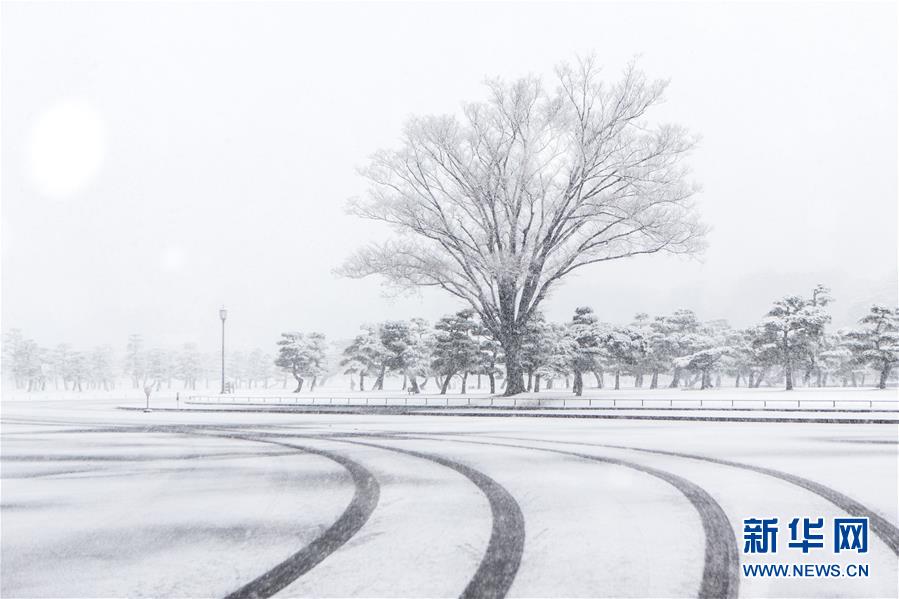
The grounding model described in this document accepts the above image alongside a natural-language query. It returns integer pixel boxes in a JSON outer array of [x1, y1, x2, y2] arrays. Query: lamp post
[[219, 306, 228, 394]]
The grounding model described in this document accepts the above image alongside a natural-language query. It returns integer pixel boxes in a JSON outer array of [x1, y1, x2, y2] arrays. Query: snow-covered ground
[[2, 393, 897, 598]]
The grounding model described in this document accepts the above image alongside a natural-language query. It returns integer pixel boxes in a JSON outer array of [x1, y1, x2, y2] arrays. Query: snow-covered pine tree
[[844, 305, 899, 389], [759, 292, 831, 390], [433, 310, 480, 394]]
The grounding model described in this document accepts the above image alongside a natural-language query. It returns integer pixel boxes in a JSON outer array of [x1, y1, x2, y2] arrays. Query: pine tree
[[844, 305, 899, 389], [601, 326, 646, 390], [568, 307, 602, 396], [433, 310, 480, 394], [474, 323, 503, 394], [341, 325, 387, 391], [759, 291, 831, 390], [2, 329, 46, 390], [651, 309, 701, 388], [275, 332, 328, 392], [520, 313, 555, 393], [124, 334, 147, 388], [404, 318, 435, 393], [88, 345, 116, 391], [674, 320, 733, 390], [178, 343, 203, 390]]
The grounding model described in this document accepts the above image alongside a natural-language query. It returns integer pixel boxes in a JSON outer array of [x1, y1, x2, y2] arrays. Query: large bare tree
[[340, 59, 706, 395]]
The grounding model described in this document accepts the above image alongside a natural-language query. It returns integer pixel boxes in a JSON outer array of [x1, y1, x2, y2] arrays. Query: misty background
[[2, 1, 896, 352]]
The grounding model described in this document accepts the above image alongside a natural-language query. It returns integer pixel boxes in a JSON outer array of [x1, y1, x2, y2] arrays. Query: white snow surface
[[1, 392, 897, 598]]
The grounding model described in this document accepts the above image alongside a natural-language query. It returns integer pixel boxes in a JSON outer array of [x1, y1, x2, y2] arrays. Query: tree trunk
[[401, 374, 407, 390], [500, 332, 526, 396], [700, 370, 710, 390], [669, 367, 681, 388], [489, 372, 496, 394], [310, 375, 317, 391], [359, 372, 366, 391], [634, 372, 644, 388], [753, 370, 765, 388], [573, 369, 583, 396], [783, 332, 793, 391], [293, 374, 304, 393], [477, 373, 481, 389], [375, 364, 386, 390], [461, 372, 468, 394], [440, 372, 454, 395], [526, 370, 533, 392], [879, 365, 890, 389], [614, 370, 620, 390], [650, 371, 659, 389], [593, 371, 603, 389], [533, 374, 541, 393], [409, 375, 420, 394], [735, 373, 741, 388]]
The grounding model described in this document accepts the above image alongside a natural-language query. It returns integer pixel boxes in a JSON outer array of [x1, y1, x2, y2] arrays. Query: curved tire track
[[605, 443, 899, 555], [355, 433, 739, 599], [13, 423, 384, 599], [197, 434, 382, 599], [488, 434, 899, 556], [324, 437, 526, 599]]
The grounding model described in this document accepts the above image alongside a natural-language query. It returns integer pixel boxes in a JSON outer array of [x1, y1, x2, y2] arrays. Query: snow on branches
[[340, 58, 706, 395]]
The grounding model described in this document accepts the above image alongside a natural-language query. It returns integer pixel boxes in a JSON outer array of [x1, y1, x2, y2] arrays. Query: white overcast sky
[[2, 1, 897, 351]]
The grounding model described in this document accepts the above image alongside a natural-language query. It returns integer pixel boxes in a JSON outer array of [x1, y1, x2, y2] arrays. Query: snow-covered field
[[2, 393, 897, 598]]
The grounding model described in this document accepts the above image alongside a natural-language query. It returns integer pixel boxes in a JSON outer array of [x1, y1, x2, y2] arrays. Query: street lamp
[[219, 306, 228, 394]]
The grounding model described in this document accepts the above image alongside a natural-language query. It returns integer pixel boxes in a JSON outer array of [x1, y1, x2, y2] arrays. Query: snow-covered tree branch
[[339, 58, 706, 394]]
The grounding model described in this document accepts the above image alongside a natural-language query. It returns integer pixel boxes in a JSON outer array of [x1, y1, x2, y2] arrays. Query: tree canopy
[[341, 58, 706, 394]]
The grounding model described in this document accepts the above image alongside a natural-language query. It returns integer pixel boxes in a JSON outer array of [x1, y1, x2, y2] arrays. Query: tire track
[[196, 434, 382, 599], [486, 434, 899, 556], [107, 426, 382, 599], [317, 437, 526, 599], [4, 422, 384, 598], [325, 433, 738, 599]]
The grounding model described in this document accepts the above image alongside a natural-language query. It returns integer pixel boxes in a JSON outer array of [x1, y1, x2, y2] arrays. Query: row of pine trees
[[330, 286, 897, 394], [4, 285, 897, 394]]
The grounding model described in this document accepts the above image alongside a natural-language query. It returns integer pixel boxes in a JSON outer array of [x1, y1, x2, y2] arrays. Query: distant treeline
[[3, 285, 897, 394]]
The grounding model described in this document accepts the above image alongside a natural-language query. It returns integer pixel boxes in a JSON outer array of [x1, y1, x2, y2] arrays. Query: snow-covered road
[[2, 398, 897, 598]]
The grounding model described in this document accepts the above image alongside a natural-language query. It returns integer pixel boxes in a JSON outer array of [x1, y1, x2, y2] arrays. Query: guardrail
[[186, 395, 899, 411]]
